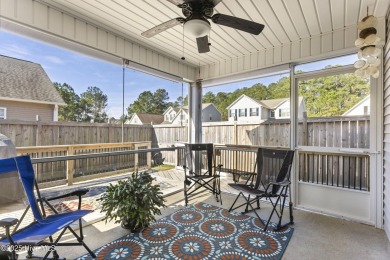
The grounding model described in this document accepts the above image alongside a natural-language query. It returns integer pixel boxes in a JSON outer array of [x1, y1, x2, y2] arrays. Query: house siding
[[128, 114, 142, 125], [0, 100, 54, 121], [228, 97, 262, 122], [384, 10, 390, 240], [202, 105, 221, 122]]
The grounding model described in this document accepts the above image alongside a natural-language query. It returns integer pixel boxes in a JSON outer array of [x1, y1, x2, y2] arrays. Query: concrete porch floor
[[4, 169, 390, 259]]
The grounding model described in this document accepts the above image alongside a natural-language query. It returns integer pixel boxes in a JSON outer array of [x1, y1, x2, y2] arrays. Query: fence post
[[147, 142, 152, 169], [134, 143, 139, 172], [66, 146, 74, 185], [233, 122, 238, 176], [36, 121, 42, 146], [302, 112, 308, 146]]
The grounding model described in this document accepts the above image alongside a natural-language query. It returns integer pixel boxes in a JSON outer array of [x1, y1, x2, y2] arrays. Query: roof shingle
[[0, 55, 64, 104]]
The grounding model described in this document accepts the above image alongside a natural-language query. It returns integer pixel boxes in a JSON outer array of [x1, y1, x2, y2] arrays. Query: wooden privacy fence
[[0, 120, 153, 146], [16, 142, 152, 187], [153, 116, 370, 165], [0, 116, 369, 150]]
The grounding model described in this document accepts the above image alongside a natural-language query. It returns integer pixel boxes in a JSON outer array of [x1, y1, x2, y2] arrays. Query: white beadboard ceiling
[[37, 0, 390, 67]]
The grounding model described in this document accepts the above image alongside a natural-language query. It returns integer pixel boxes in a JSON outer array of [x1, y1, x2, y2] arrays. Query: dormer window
[[270, 110, 275, 118], [0, 108, 6, 119]]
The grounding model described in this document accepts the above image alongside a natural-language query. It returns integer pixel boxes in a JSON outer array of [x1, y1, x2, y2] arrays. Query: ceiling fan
[[141, 0, 265, 53]]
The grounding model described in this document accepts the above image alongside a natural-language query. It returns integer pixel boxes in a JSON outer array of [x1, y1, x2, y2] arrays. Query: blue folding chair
[[0, 155, 96, 260]]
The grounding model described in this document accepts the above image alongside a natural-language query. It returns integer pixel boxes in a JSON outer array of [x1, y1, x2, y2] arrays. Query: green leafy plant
[[98, 171, 166, 232]]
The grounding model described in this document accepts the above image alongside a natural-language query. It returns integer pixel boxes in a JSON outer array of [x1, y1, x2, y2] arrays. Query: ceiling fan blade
[[141, 18, 185, 38], [196, 35, 210, 53], [211, 14, 265, 35], [166, 0, 185, 6], [211, 0, 222, 7]]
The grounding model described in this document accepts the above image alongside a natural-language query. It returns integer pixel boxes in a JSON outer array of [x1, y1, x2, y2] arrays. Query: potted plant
[[99, 171, 166, 232]]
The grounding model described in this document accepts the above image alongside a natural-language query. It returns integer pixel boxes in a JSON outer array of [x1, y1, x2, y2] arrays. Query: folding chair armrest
[[265, 180, 291, 193], [46, 188, 89, 201], [216, 164, 223, 169], [0, 218, 18, 228], [269, 180, 291, 186]]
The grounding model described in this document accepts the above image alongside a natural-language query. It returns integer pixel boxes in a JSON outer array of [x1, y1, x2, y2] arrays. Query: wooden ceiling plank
[[299, 0, 321, 36], [268, 0, 300, 42], [330, 0, 345, 29], [315, 0, 333, 33], [345, 0, 361, 27], [373, 0, 390, 18], [248, 0, 289, 44], [283, 0, 310, 38]]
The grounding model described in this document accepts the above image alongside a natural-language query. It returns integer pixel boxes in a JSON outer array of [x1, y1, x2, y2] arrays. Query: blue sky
[[0, 29, 355, 118]]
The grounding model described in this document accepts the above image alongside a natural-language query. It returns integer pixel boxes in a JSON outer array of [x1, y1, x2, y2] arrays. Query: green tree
[[53, 82, 82, 121], [79, 86, 108, 123], [268, 77, 290, 99], [127, 89, 172, 115], [299, 74, 369, 117]]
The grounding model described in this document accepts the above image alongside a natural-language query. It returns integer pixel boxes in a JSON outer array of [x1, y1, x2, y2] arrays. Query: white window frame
[[0, 107, 6, 119], [250, 108, 259, 116], [239, 108, 246, 117]]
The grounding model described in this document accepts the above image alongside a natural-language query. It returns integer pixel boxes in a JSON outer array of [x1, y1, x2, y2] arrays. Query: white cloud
[[0, 43, 31, 59], [45, 56, 65, 64]]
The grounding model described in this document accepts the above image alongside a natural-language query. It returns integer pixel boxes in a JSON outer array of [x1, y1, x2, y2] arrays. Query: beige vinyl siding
[[0, 100, 54, 121], [383, 10, 390, 240]]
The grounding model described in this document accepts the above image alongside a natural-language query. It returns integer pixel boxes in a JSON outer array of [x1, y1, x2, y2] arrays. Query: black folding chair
[[183, 143, 222, 206], [0, 155, 96, 260], [228, 148, 294, 231]]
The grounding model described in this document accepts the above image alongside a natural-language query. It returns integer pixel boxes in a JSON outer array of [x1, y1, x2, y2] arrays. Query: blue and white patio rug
[[77, 202, 293, 260]]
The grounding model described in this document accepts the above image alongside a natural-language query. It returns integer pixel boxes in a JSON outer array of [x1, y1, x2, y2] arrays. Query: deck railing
[[213, 144, 370, 191], [16, 142, 164, 187], [298, 150, 370, 191], [16, 142, 369, 191]]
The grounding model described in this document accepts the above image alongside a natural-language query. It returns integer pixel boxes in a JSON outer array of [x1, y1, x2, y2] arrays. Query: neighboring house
[[342, 95, 370, 116], [0, 55, 65, 121], [162, 106, 180, 124], [227, 94, 305, 122], [162, 103, 221, 125], [127, 113, 164, 125]]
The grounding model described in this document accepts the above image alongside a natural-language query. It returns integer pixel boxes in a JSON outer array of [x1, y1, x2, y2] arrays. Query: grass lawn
[[152, 164, 175, 171]]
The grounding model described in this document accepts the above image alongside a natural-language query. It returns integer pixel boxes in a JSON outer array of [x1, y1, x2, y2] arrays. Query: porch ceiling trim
[[199, 19, 386, 81], [0, 0, 197, 82]]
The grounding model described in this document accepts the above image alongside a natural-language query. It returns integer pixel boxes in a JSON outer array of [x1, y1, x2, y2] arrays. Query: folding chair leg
[[184, 180, 188, 206], [229, 192, 242, 212], [68, 226, 96, 258], [289, 201, 294, 225], [263, 186, 292, 232]]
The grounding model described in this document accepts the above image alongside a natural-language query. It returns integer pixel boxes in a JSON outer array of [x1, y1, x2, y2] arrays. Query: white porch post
[[188, 81, 203, 175], [188, 81, 202, 144]]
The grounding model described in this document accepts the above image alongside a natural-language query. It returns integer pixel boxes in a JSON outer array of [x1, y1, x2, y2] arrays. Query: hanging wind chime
[[354, 13, 381, 79]]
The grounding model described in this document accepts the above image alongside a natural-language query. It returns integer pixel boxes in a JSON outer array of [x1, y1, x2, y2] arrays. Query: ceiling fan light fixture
[[184, 19, 211, 37]]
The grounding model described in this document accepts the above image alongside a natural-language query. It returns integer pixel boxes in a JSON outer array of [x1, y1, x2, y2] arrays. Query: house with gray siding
[[0, 55, 65, 121], [162, 103, 221, 125], [227, 94, 305, 122]]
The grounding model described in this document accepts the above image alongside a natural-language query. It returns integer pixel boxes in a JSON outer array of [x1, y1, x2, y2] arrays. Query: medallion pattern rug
[[77, 202, 293, 260]]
